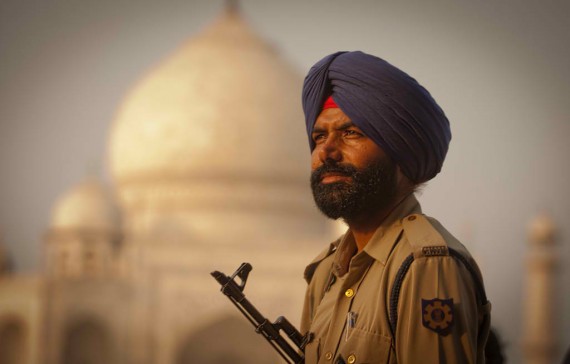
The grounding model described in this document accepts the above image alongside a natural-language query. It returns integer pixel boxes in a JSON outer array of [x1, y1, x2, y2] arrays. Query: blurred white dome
[[108, 7, 309, 188], [50, 178, 119, 232]]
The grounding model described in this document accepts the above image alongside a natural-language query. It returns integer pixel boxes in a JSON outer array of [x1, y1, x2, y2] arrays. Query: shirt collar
[[334, 194, 422, 273]]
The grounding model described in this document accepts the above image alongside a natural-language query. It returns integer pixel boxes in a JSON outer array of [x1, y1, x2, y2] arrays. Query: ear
[[395, 166, 415, 195], [395, 165, 407, 184]]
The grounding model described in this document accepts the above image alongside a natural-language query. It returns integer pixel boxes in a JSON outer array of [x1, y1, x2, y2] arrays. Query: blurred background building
[[0, 1, 568, 363], [0, 6, 335, 364]]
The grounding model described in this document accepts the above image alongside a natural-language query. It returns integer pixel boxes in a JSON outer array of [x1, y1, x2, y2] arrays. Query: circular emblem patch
[[421, 298, 454, 335]]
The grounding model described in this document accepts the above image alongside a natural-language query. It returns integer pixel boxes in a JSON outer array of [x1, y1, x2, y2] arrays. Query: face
[[310, 108, 398, 221]]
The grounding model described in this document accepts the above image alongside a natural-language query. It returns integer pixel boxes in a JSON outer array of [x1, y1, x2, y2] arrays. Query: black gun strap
[[388, 253, 415, 335]]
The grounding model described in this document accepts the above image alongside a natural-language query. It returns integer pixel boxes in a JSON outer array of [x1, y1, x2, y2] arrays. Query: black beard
[[310, 158, 398, 222]]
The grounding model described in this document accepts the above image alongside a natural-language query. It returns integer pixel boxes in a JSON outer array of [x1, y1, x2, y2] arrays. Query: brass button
[[347, 354, 356, 363], [345, 288, 354, 298], [408, 215, 416, 221], [325, 351, 333, 361]]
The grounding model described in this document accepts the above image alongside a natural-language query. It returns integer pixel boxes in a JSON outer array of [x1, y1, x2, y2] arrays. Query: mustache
[[310, 162, 358, 184]]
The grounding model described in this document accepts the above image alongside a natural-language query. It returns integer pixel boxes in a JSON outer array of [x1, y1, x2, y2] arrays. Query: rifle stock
[[211, 263, 310, 364]]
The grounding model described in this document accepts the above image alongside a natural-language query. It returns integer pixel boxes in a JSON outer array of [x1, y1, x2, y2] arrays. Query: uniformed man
[[300, 51, 491, 364]]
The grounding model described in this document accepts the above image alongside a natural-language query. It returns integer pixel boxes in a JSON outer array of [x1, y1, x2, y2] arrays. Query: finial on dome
[[225, 0, 240, 14]]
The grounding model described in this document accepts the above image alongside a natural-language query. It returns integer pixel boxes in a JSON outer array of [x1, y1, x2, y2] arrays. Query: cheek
[[310, 150, 321, 170], [359, 143, 387, 164]]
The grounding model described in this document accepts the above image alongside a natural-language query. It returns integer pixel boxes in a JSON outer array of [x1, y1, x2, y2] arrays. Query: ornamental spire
[[225, 0, 240, 14]]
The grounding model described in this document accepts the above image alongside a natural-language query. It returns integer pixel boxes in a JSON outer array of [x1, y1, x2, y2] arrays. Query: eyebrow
[[312, 121, 355, 134]]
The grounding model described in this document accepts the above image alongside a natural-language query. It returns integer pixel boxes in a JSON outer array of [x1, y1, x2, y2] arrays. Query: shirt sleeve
[[395, 255, 481, 364]]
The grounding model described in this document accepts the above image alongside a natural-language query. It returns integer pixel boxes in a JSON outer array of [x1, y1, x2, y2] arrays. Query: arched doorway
[[0, 318, 27, 364], [176, 315, 280, 364], [62, 319, 113, 364]]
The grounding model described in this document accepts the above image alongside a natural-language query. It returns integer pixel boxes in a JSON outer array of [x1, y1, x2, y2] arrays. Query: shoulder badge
[[421, 298, 454, 335], [422, 246, 447, 256]]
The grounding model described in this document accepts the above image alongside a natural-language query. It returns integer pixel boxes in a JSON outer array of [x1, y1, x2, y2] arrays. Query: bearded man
[[300, 51, 491, 364]]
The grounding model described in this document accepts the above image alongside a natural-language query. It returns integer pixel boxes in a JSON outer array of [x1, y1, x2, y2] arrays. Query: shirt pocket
[[304, 337, 320, 364], [339, 328, 392, 364]]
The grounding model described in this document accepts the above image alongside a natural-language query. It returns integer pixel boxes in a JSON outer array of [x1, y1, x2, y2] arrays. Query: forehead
[[312, 107, 389, 160], [313, 108, 354, 130]]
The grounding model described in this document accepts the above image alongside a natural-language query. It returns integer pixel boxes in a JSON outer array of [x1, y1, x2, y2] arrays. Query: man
[[300, 51, 491, 364]]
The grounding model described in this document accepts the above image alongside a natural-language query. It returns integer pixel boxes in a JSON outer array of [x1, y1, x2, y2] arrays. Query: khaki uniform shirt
[[301, 195, 491, 364]]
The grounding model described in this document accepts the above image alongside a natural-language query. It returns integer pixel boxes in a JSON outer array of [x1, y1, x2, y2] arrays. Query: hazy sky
[[1, 0, 569, 362]]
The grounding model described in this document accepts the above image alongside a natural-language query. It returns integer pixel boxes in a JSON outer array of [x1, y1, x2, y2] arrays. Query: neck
[[346, 191, 412, 252]]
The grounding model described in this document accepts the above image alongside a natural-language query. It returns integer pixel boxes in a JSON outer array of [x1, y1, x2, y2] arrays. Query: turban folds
[[302, 51, 451, 183]]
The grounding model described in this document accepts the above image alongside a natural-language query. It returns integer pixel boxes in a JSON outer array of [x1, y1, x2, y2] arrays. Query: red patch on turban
[[322, 95, 339, 110]]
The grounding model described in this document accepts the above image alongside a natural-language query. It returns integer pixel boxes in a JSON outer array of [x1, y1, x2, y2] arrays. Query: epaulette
[[402, 213, 449, 258], [303, 238, 341, 284], [389, 214, 489, 338]]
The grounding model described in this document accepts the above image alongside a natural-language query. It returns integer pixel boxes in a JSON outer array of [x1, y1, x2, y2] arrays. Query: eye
[[312, 133, 326, 143], [343, 129, 362, 138]]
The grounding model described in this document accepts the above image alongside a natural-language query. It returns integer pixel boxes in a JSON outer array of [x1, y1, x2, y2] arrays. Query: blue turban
[[302, 51, 451, 183]]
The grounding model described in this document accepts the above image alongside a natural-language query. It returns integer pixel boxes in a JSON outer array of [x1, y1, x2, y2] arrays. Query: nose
[[317, 135, 342, 164]]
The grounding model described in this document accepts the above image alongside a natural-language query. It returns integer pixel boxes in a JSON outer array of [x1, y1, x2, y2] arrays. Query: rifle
[[211, 263, 312, 364]]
